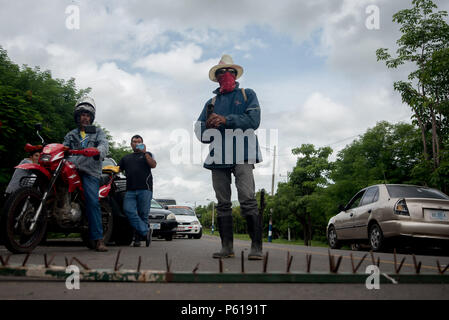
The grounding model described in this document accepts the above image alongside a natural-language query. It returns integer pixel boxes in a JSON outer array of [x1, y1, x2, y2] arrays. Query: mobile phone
[[136, 144, 144, 150]]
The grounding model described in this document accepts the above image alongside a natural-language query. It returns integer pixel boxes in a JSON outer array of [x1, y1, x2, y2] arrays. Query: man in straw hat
[[195, 54, 263, 260]]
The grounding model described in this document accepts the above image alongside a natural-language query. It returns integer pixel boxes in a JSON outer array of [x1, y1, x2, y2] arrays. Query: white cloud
[[1, 0, 441, 200], [133, 43, 217, 82]]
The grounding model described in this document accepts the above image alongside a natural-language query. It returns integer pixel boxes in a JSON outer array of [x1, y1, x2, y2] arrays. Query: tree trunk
[[302, 212, 312, 246], [307, 212, 312, 247], [415, 113, 428, 161], [430, 106, 440, 169]]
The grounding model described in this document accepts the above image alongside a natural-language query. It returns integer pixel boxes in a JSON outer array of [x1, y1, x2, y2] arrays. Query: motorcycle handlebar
[[69, 147, 100, 158]]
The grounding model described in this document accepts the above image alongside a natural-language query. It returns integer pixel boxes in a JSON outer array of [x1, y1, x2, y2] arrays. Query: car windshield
[[386, 185, 449, 200], [168, 208, 195, 216], [150, 199, 163, 209]]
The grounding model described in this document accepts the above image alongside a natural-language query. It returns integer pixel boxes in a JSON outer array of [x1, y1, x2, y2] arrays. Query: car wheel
[[328, 226, 341, 249], [369, 223, 384, 252]]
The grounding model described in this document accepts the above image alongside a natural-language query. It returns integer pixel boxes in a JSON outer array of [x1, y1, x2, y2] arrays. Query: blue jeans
[[81, 174, 103, 241], [123, 190, 152, 237]]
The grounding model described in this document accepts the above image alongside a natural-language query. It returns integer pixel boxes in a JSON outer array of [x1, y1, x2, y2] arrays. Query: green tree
[[0, 47, 91, 193], [273, 144, 333, 245], [325, 121, 423, 222], [376, 0, 449, 191]]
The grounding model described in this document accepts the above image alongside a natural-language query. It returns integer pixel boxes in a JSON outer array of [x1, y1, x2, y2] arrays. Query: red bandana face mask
[[218, 72, 236, 94]]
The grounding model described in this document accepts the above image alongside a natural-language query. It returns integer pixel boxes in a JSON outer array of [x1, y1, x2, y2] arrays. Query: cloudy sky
[[2, 0, 448, 206]]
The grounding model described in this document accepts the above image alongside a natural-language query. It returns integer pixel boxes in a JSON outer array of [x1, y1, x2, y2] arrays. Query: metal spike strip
[[393, 249, 406, 274], [286, 252, 293, 273], [137, 256, 142, 273], [263, 252, 269, 273], [165, 253, 171, 273], [370, 251, 380, 267], [22, 253, 31, 267], [328, 250, 343, 273], [1, 263, 449, 283], [71, 257, 89, 270], [350, 253, 367, 274], [114, 250, 122, 271], [437, 260, 449, 275], [412, 254, 422, 274], [306, 254, 312, 273]]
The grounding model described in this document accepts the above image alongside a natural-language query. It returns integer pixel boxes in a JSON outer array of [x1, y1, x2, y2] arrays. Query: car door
[[337, 190, 366, 239], [352, 186, 379, 239]]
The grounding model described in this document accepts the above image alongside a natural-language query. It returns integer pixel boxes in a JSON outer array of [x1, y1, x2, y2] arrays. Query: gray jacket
[[63, 127, 109, 179]]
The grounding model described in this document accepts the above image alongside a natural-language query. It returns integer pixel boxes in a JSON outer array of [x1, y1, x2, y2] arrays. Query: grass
[[202, 227, 330, 248]]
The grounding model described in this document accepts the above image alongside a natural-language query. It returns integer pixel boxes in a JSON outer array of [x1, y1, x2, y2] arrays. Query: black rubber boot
[[246, 214, 263, 260], [212, 215, 234, 258]]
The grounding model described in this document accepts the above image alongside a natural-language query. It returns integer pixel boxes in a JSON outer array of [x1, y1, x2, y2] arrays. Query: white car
[[167, 206, 202, 239]]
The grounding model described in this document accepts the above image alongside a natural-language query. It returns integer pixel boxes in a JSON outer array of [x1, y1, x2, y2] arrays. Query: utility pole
[[271, 145, 276, 196]]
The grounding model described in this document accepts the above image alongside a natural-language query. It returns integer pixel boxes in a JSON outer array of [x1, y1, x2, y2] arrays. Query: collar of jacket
[[213, 82, 240, 95]]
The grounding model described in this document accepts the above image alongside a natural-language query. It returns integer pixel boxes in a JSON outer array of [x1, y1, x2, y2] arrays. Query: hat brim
[[209, 64, 243, 82]]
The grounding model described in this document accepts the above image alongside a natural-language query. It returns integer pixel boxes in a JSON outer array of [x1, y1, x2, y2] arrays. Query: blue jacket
[[195, 83, 263, 169]]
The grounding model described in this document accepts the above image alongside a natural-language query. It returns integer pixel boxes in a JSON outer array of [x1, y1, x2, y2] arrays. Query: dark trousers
[[211, 164, 258, 218]]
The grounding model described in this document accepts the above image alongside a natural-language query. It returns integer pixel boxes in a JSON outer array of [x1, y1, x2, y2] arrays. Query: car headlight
[[192, 221, 199, 225], [166, 213, 176, 220]]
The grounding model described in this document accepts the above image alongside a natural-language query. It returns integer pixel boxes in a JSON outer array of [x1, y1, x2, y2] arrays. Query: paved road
[[0, 235, 448, 300]]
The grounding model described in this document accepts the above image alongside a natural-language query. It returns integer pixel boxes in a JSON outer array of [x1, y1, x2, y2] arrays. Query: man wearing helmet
[[63, 96, 109, 252]]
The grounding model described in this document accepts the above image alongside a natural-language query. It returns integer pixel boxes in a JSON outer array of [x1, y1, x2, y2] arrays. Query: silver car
[[327, 184, 449, 252]]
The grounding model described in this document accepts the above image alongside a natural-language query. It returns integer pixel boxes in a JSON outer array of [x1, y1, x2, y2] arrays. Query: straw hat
[[209, 54, 243, 82]]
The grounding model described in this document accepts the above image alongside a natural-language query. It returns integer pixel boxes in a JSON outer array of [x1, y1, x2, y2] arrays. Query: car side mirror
[[164, 206, 169, 210], [196, 214, 201, 218], [338, 204, 346, 212]]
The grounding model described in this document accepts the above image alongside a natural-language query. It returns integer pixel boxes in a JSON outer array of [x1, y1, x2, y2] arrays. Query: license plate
[[429, 210, 448, 221], [150, 223, 160, 230]]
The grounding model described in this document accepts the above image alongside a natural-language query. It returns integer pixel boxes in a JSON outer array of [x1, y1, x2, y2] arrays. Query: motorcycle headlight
[[166, 213, 176, 220]]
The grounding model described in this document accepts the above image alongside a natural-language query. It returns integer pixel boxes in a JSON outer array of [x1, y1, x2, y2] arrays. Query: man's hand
[[206, 113, 226, 128], [137, 144, 147, 153]]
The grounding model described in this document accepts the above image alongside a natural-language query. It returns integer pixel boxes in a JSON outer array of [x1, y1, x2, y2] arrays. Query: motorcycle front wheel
[[1, 187, 47, 253]]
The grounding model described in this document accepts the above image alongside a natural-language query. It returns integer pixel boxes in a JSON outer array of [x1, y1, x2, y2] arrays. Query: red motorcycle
[[1, 125, 119, 253]]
